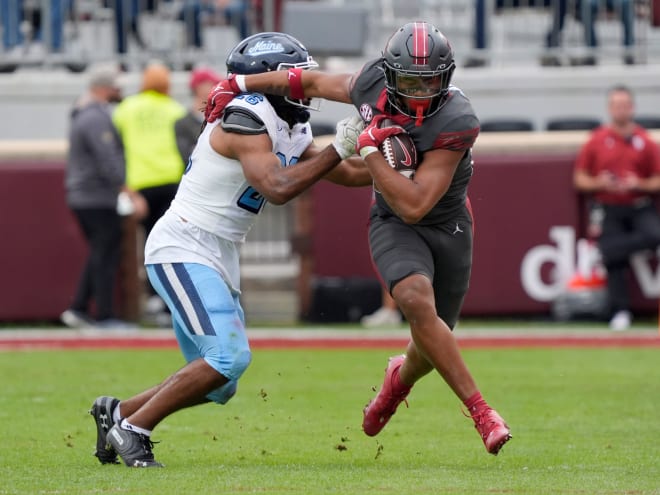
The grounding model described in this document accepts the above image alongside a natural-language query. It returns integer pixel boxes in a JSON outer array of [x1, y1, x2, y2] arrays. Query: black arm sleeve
[[221, 107, 267, 135]]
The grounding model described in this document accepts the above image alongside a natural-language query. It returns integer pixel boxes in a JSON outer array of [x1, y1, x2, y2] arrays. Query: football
[[378, 120, 418, 179]]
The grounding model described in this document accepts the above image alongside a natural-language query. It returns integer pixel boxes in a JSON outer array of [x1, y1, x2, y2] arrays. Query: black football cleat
[[89, 396, 120, 464], [107, 424, 164, 468]]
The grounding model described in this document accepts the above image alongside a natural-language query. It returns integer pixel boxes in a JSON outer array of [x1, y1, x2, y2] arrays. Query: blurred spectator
[[112, 61, 187, 324], [174, 67, 222, 166], [223, 0, 250, 38], [1, 0, 71, 55], [573, 85, 660, 331], [179, 0, 251, 52], [464, 0, 488, 68], [111, 0, 146, 63], [252, 0, 283, 32], [1, 0, 24, 56], [465, 1, 557, 68], [361, 288, 402, 327], [61, 64, 135, 329], [542, 0, 635, 66]]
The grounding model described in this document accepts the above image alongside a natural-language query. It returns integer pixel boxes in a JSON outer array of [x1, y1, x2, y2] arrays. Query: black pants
[[70, 208, 123, 320], [139, 183, 179, 237], [139, 183, 179, 297], [598, 202, 660, 313], [368, 204, 473, 330]]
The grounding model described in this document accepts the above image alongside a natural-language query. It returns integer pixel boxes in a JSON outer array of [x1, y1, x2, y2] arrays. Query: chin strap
[[406, 99, 429, 127], [415, 106, 424, 127]]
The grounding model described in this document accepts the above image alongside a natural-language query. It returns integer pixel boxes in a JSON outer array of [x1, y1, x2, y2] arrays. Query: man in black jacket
[[62, 65, 135, 329]]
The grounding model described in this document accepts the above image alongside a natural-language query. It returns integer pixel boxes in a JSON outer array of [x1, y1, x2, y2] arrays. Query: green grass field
[[0, 346, 658, 494]]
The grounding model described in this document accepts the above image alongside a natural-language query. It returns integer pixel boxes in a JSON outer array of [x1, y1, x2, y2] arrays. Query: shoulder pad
[[221, 107, 267, 135]]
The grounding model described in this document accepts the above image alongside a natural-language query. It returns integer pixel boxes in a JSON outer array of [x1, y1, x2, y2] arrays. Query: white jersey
[[145, 94, 313, 293]]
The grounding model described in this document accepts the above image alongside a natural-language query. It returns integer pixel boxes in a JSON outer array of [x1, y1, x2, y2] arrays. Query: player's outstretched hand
[[333, 115, 365, 160], [204, 75, 242, 123], [357, 115, 405, 158]]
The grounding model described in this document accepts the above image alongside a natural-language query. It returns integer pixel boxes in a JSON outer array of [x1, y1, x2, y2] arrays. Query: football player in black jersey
[[205, 22, 512, 455]]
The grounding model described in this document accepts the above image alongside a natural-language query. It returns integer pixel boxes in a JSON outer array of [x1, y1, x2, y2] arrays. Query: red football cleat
[[470, 407, 512, 455], [362, 355, 412, 436]]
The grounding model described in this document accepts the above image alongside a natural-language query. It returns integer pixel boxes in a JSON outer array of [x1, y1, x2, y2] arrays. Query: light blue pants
[[146, 262, 252, 404]]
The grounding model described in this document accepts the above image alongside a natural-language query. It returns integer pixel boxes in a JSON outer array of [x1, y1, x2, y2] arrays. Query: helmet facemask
[[384, 63, 455, 123]]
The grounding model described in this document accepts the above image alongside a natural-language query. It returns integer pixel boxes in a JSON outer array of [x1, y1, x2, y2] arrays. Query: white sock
[[120, 418, 152, 437], [112, 403, 121, 424]]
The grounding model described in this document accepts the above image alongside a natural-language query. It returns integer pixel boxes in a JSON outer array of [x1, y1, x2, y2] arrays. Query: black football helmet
[[226, 32, 319, 125], [382, 22, 455, 122]]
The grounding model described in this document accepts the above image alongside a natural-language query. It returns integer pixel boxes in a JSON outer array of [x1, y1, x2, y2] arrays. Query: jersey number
[[236, 153, 299, 214], [236, 187, 265, 214]]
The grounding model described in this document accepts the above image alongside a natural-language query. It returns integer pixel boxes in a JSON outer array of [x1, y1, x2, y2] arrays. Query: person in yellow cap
[[112, 61, 186, 322]]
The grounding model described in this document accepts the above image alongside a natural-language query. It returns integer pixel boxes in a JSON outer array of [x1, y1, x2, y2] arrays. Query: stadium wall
[[306, 131, 660, 319], [2, 132, 660, 322], [0, 154, 140, 322]]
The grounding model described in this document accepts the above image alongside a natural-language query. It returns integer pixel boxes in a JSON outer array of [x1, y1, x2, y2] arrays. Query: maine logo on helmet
[[247, 40, 286, 56], [226, 32, 317, 75], [382, 22, 455, 123], [226, 32, 320, 115]]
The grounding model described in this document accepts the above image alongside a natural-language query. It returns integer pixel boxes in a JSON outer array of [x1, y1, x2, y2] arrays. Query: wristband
[[234, 74, 247, 92], [287, 68, 305, 100], [228, 74, 247, 93], [359, 146, 379, 159]]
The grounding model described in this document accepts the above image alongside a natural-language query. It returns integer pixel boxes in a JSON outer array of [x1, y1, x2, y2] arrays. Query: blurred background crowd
[[1, 0, 659, 72]]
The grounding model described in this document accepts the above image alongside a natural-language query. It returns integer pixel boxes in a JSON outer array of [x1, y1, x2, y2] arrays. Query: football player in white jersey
[[89, 32, 370, 468]]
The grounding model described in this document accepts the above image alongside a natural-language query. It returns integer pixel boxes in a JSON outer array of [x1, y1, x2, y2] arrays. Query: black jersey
[[349, 59, 480, 225]]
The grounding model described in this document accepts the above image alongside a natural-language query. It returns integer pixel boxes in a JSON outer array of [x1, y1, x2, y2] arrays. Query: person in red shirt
[[574, 85, 660, 330]]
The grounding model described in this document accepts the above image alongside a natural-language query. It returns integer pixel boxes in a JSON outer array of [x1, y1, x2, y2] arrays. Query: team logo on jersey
[[359, 104, 373, 123], [248, 41, 285, 55]]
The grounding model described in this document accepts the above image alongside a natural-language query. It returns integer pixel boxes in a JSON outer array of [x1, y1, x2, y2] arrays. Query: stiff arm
[[239, 70, 354, 104]]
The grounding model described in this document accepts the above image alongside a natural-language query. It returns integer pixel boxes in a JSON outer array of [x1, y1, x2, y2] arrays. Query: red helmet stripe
[[411, 22, 429, 63]]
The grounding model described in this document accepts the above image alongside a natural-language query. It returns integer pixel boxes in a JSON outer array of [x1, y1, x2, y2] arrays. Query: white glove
[[332, 115, 365, 160]]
